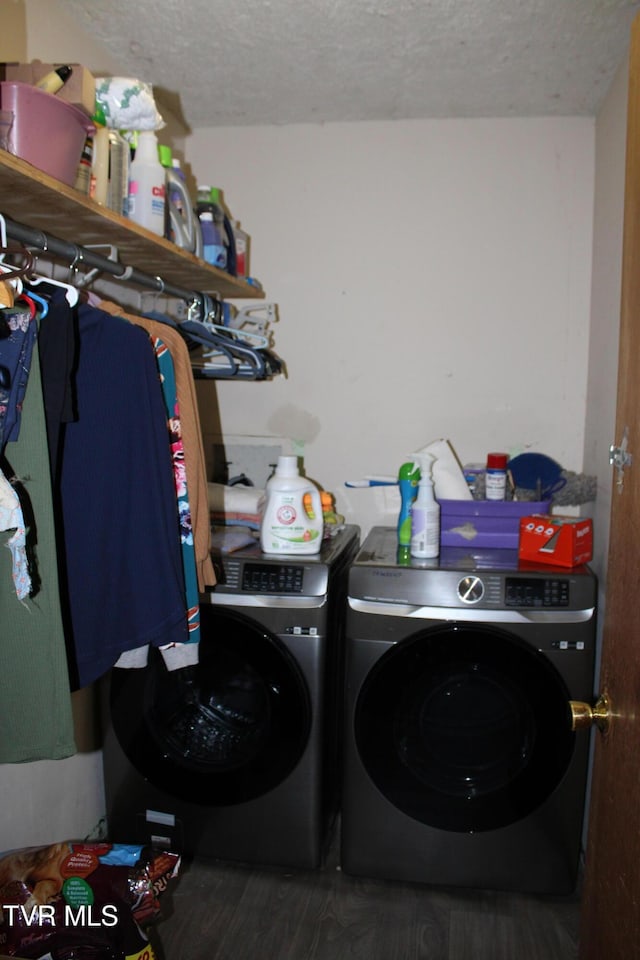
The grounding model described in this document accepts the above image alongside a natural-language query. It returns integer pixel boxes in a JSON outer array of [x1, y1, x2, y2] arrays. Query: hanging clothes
[[98, 300, 215, 592], [0, 466, 30, 600], [0, 341, 76, 762], [50, 301, 189, 688], [114, 323, 201, 672], [0, 300, 37, 448], [36, 287, 78, 482]]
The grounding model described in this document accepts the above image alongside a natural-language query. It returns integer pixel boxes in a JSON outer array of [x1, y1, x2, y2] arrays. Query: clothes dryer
[[341, 526, 596, 894], [103, 525, 359, 869]]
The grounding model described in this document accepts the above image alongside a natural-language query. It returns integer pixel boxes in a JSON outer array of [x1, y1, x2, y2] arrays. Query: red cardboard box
[[518, 514, 593, 568]]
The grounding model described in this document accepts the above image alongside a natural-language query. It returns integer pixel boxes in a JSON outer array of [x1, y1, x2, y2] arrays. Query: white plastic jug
[[260, 456, 323, 555]]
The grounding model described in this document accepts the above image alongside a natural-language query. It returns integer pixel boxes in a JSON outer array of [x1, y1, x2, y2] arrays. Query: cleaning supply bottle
[[410, 454, 440, 559], [89, 105, 109, 205], [211, 187, 237, 276], [196, 185, 227, 269], [231, 220, 249, 278], [260, 456, 324, 555], [486, 452, 508, 501], [159, 149, 198, 252], [36, 65, 73, 95], [397, 460, 420, 549], [127, 130, 165, 236], [106, 128, 130, 217]]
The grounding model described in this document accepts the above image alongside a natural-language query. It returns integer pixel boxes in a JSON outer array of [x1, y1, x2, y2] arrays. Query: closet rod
[[4, 216, 199, 303]]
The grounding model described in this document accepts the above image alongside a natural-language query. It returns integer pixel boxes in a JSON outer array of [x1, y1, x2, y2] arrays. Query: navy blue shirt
[[58, 303, 187, 687]]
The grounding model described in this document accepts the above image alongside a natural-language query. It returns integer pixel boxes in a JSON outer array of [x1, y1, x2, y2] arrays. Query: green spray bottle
[[397, 460, 421, 549]]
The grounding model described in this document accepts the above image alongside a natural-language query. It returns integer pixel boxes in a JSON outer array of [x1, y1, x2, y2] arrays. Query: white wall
[[188, 119, 595, 536]]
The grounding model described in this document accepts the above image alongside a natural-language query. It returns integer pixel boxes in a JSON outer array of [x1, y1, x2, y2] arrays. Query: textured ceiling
[[61, 0, 640, 129]]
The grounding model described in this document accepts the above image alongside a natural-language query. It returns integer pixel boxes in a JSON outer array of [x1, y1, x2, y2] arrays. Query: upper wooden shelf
[[0, 149, 264, 300]]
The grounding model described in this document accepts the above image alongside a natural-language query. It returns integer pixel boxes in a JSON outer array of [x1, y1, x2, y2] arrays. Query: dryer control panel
[[205, 525, 360, 601]]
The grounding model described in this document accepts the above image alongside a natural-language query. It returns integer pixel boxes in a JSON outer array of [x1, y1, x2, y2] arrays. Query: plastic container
[[231, 220, 249, 278], [127, 130, 165, 236], [196, 185, 227, 269], [90, 108, 109, 205], [35, 65, 72, 96], [485, 452, 508, 501], [439, 499, 552, 549], [410, 455, 440, 559], [74, 132, 93, 194], [161, 156, 198, 253], [397, 460, 420, 547], [260, 456, 323, 555], [0, 81, 95, 186], [106, 129, 130, 217]]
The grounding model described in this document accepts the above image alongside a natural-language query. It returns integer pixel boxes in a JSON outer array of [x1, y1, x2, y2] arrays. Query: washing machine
[[102, 524, 360, 869], [341, 525, 596, 894]]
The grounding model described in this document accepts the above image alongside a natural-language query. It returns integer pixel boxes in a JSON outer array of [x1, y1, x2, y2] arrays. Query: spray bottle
[[410, 454, 440, 559], [128, 130, 166, 236], [397, 460, 421, 550]]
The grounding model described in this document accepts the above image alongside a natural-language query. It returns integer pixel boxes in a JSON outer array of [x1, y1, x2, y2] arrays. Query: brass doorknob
[[569, 693, 612, 734]]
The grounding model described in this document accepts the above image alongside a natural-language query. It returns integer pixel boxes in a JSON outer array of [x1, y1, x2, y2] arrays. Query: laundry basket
[[0, 81, 94, 186]]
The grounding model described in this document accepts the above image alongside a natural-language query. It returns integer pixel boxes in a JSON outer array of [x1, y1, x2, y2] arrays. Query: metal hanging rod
[[3, 215, 200, 303]]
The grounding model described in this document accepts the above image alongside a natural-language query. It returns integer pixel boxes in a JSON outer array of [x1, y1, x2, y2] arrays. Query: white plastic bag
[[95, 76, 165, 131]]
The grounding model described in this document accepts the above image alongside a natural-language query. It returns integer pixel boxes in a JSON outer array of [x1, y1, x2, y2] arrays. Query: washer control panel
[[456, 575, 571, 607], [458, 576, 485, 604], [505, 576, 570, 608]]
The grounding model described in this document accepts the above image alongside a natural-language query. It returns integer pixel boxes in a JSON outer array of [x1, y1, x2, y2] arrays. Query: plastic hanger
[[27, 273, 79, 307], [0, 216, 36, 291], [23, 289, 49, 318]]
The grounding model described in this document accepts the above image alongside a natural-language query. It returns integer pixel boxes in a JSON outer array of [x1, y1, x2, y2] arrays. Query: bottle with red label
[[127, 130, 166, 236], [485, 452, 508, 500]]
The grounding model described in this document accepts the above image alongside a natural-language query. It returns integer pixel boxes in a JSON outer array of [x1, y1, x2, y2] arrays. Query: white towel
[[414, 439, 472, 500], [207, 482, 266, 515]]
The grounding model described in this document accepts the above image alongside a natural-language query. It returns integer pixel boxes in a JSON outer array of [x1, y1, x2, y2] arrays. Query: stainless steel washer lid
[[348, 526, 596, 613]]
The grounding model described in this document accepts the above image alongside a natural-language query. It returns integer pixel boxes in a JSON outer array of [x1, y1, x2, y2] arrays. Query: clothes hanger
[[0, 215, 37, 292], [22, 289, 49, 319], [26, 271, 79, 307]]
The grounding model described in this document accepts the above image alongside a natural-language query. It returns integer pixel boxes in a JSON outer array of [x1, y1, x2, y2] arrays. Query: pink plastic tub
[[0, 81, 95, 186]]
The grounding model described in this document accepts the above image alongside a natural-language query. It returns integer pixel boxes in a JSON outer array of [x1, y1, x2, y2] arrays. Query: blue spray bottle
[[397, 460, 420, 552]]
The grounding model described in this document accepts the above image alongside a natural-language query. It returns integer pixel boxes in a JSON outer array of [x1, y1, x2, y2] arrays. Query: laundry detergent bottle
[[260, 456, 324, 555]]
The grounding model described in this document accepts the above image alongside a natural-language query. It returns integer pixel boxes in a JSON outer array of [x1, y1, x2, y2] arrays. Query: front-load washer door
[[354, 623, 574, 832], [109, 605, 311, 806]]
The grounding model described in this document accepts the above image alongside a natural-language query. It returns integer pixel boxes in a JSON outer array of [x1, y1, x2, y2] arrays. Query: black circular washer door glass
[[110, 605, 312, 806], [354, 623, 574, 832]]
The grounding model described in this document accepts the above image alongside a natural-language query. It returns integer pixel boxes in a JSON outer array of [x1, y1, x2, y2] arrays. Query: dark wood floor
[[149, 830, 581, 960]]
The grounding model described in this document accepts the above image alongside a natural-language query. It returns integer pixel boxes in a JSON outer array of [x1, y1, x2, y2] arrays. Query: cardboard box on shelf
[[518, 514, 593, 568], [0, 60, 95, 116]]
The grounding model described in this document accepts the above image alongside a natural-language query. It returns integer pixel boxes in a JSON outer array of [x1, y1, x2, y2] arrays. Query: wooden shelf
[[0, 150, 264, 300]]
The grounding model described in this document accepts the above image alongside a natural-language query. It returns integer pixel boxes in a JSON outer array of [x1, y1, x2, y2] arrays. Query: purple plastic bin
[[439, 499, 551, 549]]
